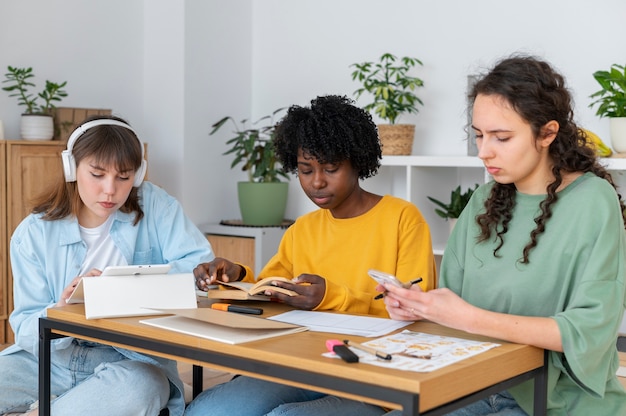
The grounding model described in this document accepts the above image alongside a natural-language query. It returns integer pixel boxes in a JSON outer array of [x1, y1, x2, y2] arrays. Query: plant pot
[[610, 117, 626, 154], [448, 218, 458, 235], [21, 114, 54, 140], [237, 181, 289, 226], [377, 124, 415, 155]]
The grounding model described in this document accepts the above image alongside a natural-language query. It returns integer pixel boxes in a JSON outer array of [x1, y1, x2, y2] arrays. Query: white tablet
[[101, 264, 171, 276], [67, 264, 173, 304]]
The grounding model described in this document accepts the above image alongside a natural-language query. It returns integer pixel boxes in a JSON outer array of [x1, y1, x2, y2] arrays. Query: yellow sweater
[[243, 195, 436, 317]]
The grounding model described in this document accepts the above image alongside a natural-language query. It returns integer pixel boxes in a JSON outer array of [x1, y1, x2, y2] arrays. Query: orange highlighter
[[211, 303, 263, 315]]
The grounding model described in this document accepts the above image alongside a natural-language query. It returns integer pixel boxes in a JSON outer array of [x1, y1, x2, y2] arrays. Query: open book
[[207, 276, 298, 301]]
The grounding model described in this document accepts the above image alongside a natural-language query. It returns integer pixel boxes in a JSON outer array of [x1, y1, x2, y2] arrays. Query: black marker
[[211, 303, 263, 315]]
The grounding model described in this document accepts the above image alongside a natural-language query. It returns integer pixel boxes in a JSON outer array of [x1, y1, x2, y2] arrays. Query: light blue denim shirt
[[4, 181, 214, 414]]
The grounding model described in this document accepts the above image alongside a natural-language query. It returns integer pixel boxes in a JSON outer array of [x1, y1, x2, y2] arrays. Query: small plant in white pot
[[428, 184, 479, 234], [2, 66, 68, 140], [210, 108, 290, 226], [589, 63, 626, 153], [350, 53, 424, 155]]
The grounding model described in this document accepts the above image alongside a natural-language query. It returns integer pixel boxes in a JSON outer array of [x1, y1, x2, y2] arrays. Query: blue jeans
[[0, 340, 170, 416], [184, 375, 386, 416], [385, 391, 528, 416]]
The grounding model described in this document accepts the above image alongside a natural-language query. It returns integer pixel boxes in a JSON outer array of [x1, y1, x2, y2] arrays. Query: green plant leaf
[[349, 53, 425, 124], [589, 64, 626, 118], [2, 66, 67, 114], [427, 184, 479, 219], [210, 108, 290, 183]]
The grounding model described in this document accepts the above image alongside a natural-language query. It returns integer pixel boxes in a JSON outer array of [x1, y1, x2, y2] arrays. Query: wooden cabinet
[[0, 140, 66, 343], [0, 142, 6, 339], [199, 223, 286, 276]]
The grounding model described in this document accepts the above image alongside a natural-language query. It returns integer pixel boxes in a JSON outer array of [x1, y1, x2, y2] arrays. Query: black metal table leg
[[192, 365, 203, 398], [533, 350, 549, 416]]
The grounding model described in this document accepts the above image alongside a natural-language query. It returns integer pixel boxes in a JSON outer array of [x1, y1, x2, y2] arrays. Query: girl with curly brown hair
[[382, 55, 626, 415]]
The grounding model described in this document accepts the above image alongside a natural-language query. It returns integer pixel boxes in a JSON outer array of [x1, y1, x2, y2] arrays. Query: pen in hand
[[374, 277, 423, 300]]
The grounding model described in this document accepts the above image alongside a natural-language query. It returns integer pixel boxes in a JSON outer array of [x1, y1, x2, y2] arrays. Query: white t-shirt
[[79, 215, 127, 275]]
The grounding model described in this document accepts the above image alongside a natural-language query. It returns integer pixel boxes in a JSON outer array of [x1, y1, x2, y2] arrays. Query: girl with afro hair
[[189, 95, 436, 416]]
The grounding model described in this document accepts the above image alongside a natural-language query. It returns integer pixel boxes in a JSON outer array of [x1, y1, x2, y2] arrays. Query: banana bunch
[[582, 128, 612, 157]]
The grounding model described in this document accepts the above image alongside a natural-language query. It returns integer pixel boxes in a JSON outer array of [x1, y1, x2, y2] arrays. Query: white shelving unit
[[368, 155, 626, 256], [198, 223, 286, 276]]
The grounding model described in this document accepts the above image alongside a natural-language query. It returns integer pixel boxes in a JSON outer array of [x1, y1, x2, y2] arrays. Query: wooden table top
[[46, 302, 544, 412]]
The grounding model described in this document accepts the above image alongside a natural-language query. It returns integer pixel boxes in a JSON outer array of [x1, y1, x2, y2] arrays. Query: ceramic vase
[[21, 114, 54, 140], [237, 181, 289, 226], [448, 218, 458, 235], [610, 117, 626, 154]]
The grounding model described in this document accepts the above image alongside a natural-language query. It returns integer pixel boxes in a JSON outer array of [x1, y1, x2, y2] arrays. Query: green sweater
[[441, 173, 626, 415]]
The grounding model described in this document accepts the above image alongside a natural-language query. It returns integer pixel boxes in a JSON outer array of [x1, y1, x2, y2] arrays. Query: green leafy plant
[[589, 63, 626, 118], [2, 66, 68, 115], [210, 108, 290, 183], [350, 53, 424, 124], [428, 184, 479, 219]]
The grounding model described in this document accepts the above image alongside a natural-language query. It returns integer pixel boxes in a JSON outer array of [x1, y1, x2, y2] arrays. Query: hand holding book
[[208, 276, 299, 301], [194, 257, 247, 291]]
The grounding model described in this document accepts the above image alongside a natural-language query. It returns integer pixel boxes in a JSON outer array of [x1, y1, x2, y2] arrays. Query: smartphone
[[367, 269, 403, 287], [101, 264, 171, 276]]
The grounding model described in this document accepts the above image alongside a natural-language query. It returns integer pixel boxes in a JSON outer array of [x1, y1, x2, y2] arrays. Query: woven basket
[[377, 124, 415, 155]]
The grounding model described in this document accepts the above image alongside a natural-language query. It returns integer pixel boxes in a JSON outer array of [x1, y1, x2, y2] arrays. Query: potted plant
[[210, 108, 290, 226], [589, 63, 626, 153], [350, 53, 424, 155], [428, 184, 479, 234], [2, 66, 68, 140]]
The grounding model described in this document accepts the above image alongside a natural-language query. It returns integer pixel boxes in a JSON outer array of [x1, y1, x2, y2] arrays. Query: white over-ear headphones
[[61, 119, 147, 187]]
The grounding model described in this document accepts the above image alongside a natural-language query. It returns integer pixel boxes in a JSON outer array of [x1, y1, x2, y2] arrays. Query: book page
[[219, 277, 297, 297], [250, 276, 297, 296]]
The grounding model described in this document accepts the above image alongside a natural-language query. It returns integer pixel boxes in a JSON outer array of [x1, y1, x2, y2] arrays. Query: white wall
[[181, 0, 253, 222], [142, 0, 185, 199], [248, 0, 626, 217], [1, 0, 626, 222], [1, 0, 625, 331], [0, 0, 144, 144]]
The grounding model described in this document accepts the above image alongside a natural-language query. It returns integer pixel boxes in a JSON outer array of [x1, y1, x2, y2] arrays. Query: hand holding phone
[[369, 269, 423, 300]]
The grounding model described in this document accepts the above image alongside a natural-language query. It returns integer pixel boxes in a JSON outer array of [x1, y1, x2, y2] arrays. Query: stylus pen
[[211, 303, 263, 315], [374, 277, 423, 300], [343, 340, 392, 360]]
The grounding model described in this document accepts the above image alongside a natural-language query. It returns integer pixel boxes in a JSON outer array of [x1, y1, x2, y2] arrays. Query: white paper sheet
[[268, 310, 412, 337]]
